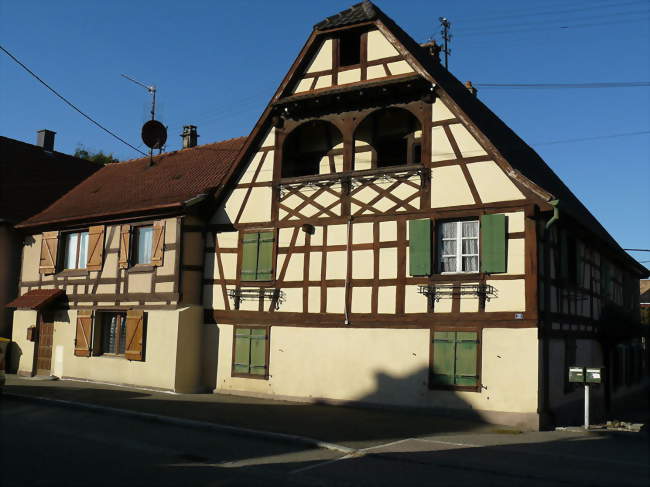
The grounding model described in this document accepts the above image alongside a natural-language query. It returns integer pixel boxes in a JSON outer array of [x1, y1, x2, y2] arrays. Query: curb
[[4, 392, 355, 454]]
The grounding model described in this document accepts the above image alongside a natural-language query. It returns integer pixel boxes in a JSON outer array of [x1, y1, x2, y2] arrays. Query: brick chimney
[[420, 40, 441, 64], [465, 81, 478, 97], [181, 125, 199, 149], [36, 129, 56, 151]]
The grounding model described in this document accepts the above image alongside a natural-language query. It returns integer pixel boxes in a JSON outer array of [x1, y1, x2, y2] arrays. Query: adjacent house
[[1, 132, 100, 349], [8, 2, 648, 429]]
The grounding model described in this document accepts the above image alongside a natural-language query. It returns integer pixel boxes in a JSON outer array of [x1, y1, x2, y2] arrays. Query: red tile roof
[[5, 289, 64, 310], [18, 137, 246, 228], [0, 136, 102, 224]]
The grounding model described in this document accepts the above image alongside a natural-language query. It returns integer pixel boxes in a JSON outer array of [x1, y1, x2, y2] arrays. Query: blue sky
[[1, 0, 648, 268]]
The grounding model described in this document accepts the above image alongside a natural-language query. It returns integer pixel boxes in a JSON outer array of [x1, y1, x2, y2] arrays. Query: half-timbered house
[[9, 135, 244, 391], [9, 2, 648, 429]]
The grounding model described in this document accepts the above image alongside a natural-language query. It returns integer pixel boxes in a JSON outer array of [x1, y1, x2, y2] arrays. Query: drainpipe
[[540, 199, 559, 429], [344, 217, 352, 325], [545, 199, 560, 229]]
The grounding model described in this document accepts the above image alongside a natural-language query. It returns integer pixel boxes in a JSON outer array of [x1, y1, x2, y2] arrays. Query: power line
[[0, 44, 146, 156], [624, 249, 650, 252], [477, 82, 650, 89], [532, 131, 650, 146]]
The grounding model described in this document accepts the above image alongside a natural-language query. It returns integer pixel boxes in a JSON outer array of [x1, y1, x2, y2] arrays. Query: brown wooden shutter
[[39, 231, 59, 274], [86, 225, 105, 271], [119, 224, 131, 269], [125, 309, 145, 361], [151, 220, 165, 267], [74, 310, 93, 357]]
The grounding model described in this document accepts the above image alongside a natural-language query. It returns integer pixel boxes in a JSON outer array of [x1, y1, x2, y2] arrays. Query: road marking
[[289, 452, 361, 474], [290, 438, 413, 475]]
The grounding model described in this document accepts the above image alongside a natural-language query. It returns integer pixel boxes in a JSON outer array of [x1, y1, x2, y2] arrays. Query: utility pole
[[439, 17, 452, 69]]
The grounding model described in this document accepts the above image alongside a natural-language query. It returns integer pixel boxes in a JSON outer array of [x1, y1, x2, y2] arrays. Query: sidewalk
[[4, 374, 506, 450]]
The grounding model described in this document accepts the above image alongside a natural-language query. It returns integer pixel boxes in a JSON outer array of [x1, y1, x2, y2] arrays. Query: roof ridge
[[117, 135, 246, 165]]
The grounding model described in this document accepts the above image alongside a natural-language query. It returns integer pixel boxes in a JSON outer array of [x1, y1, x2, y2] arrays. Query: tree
[[74, 145, 119, 164]]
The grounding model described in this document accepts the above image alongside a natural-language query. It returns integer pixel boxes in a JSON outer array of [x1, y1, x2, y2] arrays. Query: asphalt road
[[1, 398, 648, 486]]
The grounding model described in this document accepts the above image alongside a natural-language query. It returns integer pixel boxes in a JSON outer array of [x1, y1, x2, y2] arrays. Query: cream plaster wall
[[449, 124, 487, 158], [505, 238, 525, 275], [467, 161, 525, 203], [432, 99, 455, 122], [21, 234, 41, 282], [431, 126, 456, 162], [51, 308, 199, 392], [338, 68, 361, 85], [306, 39, 333, 73], [294, 78, 312, 94], [367, 29, 399, 61], [387, 60, 413, 75], [315, 75, 332, 89], [431, 165, 475, 207], [505, 212, 525, 233], [214, 326, 540, 423], [367, 64, 386, 79], [11, 310, 37, 374], [486, 279, 526, 312]]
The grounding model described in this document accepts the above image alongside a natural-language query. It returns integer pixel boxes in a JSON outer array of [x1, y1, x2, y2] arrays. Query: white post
[[584, 383, 590, 430]]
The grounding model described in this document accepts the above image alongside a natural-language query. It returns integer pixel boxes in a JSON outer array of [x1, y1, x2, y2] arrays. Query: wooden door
[[35, 314, 54, 376]]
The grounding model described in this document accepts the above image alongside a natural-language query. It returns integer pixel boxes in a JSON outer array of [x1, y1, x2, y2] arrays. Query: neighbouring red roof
[[5, 289, 64, 310], [0, 136, 102, 224], [17, 137, 246, 228]]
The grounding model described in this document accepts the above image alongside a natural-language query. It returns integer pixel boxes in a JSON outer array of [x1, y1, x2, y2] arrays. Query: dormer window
[[339, 30, 362, 67]]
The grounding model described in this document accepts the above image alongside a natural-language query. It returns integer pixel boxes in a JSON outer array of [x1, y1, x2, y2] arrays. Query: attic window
[[339, 30, 361, 67]]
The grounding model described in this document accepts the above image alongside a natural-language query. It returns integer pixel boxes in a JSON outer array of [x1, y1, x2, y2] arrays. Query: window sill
[[93, 353, 126, 360], [127, 264, 154, 274], [430, 272, 484, 282], [231, 372, 269, 380], [57, 269, 89, 277], [428, 384, 481, 393]]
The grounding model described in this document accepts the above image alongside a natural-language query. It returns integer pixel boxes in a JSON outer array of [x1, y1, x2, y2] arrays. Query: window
[[100, 312, 127, 355], [133, 225, 153, 265], [430, 330, 480, 389], [339, 30, 361, 67], [241, 231, 275, 281], [232, 327, 269, 378], [62, 231, 89, 269], [438, 220, 479, 273]]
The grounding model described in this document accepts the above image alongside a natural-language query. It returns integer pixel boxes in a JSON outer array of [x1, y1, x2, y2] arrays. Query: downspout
[[344, 216, 352, 325], [540, 199, 559, 429]]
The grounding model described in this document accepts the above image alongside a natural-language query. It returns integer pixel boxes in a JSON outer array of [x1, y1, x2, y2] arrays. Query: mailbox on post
[[585, 367, 603, 384], [568, 366, 585, 383], [568, 365, 605, 430]]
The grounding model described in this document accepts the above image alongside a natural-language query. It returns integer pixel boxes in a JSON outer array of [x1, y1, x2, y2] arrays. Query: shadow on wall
[[6, 342, 21, 374], [201, 324, 219, 392]]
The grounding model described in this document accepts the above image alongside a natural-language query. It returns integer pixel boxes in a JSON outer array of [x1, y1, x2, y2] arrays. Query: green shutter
[[455, 332, 478, 386], [234, 328, 252, 374], [256, 231, 274, 281], [250, 328, 268, 376], [409, 219, 431, 276], [480, 214, 506, 273], [432, 331, 455, 385], [241, 234, 259, 281]]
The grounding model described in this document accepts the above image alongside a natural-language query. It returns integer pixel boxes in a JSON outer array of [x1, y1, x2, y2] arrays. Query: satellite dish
[[141, 120, 167, 150]]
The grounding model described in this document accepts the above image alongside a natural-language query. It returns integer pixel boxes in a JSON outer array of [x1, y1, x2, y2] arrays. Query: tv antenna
[[121, 73, 157, 120], [121, 74, 166, 161], [438, 17, 452, 69]]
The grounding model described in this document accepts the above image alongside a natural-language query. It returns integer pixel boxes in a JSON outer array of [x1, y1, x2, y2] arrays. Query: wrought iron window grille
[[228, 287, 286, 310], [418, 283, 497, 303]]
